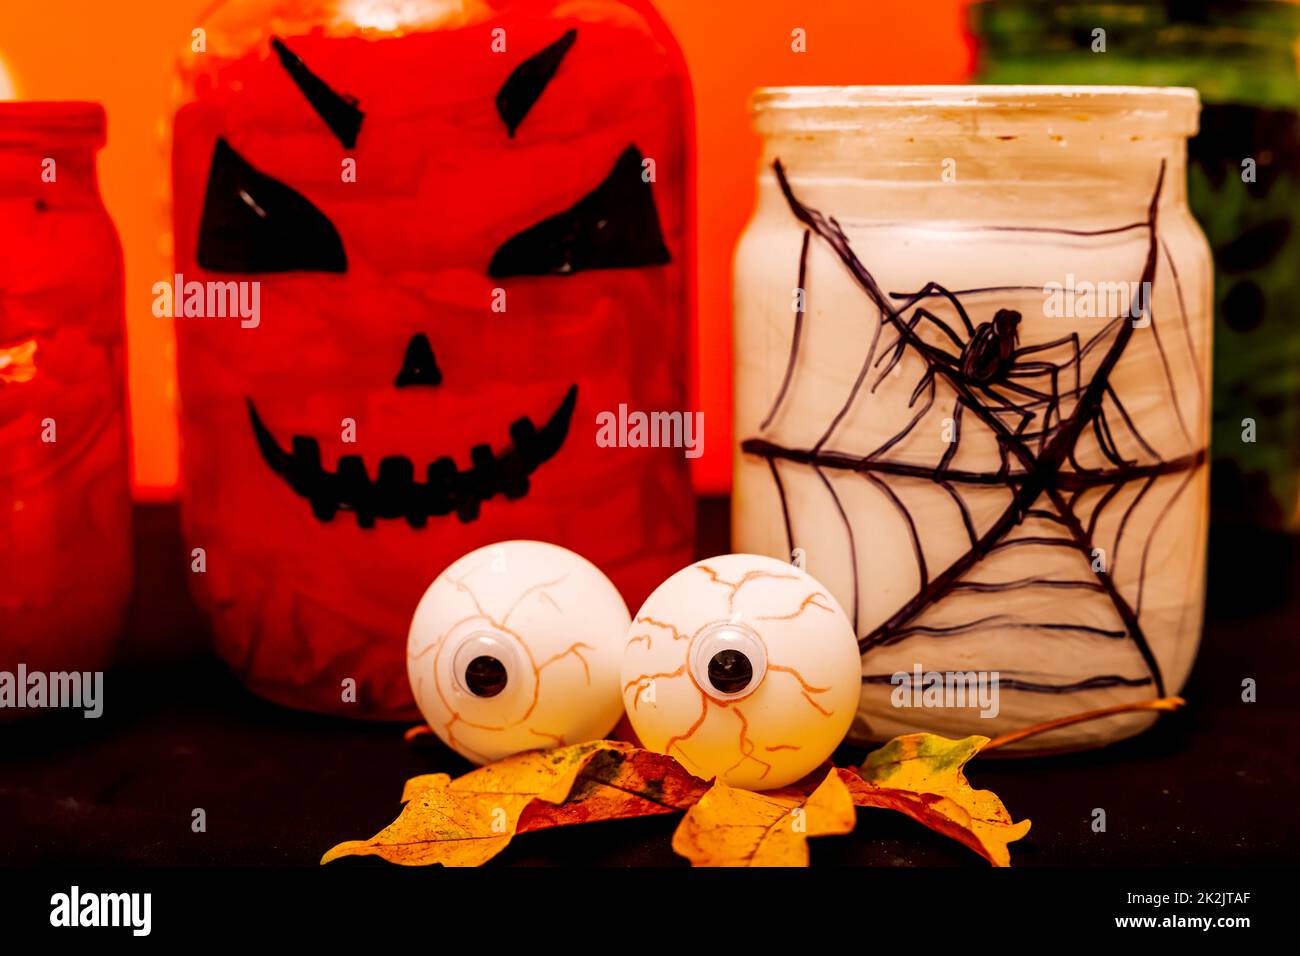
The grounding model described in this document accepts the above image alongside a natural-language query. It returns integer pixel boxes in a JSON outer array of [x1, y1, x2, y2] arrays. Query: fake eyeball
[[621, 554, 860, 790], [407, 541, 631, 764]]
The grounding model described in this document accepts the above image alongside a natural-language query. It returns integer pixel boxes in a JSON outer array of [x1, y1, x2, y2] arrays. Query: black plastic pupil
[[465, 655, 508, 698], [708, 649, 753, 694]]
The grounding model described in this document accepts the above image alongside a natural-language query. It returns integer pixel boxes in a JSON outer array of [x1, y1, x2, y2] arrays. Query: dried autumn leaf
[[336, 698, 1181, 869], [671, 768, 856, 867], [321, 740, 627, 867], [518, 746, 710, 832], [841, 734, 1030, 867]]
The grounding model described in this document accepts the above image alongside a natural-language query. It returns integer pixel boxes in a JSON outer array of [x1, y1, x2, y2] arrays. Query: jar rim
[[0, 102, 106, 149], [754, 84, 1199, 112], [752, 85, 1200, 136]]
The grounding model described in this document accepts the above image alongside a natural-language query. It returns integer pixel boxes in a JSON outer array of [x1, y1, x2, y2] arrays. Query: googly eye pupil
[[464, 655, 508, 698], [707, 649, 753, 695]]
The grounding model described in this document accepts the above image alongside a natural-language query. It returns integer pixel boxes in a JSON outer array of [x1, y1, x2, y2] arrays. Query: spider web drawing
[[741, 159, 1209, 702]]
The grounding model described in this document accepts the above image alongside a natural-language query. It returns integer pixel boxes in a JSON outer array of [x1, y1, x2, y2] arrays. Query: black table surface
[[2, 501, 1297, 868]]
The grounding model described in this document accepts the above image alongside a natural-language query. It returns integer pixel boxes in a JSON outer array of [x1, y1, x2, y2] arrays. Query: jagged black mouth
[[246, 385, 577, 528]]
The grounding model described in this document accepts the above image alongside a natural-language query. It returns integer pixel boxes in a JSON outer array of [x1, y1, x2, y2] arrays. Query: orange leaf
[[842, 734, 1030, 867], [321, 740, 627, 867], [671, 768, 856, 867]]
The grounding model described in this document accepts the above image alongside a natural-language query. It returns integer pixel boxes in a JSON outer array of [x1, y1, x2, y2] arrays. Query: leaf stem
[[980, 696, 1185, 753]]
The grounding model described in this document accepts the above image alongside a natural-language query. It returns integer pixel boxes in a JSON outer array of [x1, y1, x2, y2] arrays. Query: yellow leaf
[[844, 734, 1030, 867], [671, 768, 856, 867], [321, 740, 627, 867]]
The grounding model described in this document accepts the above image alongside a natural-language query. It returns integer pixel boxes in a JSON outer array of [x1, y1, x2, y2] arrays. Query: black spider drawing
[[870, 294, 1083, 474], [742, 158, 1209, 701]]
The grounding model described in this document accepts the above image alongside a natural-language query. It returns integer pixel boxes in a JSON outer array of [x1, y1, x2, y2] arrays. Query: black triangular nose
[[394, 334, 442, 387]]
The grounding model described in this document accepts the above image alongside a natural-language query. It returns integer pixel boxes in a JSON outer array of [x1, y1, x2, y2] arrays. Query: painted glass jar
[[972, 0, 1300, 611], [0, 103, 132, 704], [733, 87, 1210, 751], [172, 0, 695, 719]]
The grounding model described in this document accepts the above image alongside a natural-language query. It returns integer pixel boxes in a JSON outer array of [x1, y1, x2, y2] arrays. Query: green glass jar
[[972, 0, 1300, 611]]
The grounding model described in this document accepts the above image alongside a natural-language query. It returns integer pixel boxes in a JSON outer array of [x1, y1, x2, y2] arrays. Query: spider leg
[[867, 367, 937, 460], [1068, 444, 1099, 475], [988, 376, 1054, 409], [873, 308, 964, 390], [1092, 405, 1136, 467], [903, 334, 962, 372], [877, 307, 965, 359], [872, 311, 926, 391], [1015, 332, 1082, 396], [995, 378, 1052, 401], [1007, 361, 1064, 453], [978, 384, 1035, 483], [1014, 332, 1079, 357], [1093, 413, 1122, 466], [909, 366, 936, 407], [932, 286, 978, 337], [910, 308, 966, 349], [897, 281, 977, 336]]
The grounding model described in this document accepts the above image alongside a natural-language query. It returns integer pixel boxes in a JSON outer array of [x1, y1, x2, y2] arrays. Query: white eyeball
[[622, 554, 861, 790], [407, 541, 631, 764]]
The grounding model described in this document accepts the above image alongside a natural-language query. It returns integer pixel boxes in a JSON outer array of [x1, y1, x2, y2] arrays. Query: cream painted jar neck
[[753, 86, 1198, 222]]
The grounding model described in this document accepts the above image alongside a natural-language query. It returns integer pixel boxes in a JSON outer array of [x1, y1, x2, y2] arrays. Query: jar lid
[[0, 102, 106, 150], [752, 84, 1200, 137]]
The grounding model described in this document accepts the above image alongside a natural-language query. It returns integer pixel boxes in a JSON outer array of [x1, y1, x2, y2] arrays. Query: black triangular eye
[[197, 139, 347, 274], [496, 29, 577, 137], [487, 145, 670, 278], [395, 334, 442, 387], [271, 37, 365, 149]]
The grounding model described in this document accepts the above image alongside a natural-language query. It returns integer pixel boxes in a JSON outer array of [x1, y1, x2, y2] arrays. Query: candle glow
[[0, 56, 16, 99]]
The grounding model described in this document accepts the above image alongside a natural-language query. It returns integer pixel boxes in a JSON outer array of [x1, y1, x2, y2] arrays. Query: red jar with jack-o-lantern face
[[0, 104, 132, 703], [172, 0, 696, 719]]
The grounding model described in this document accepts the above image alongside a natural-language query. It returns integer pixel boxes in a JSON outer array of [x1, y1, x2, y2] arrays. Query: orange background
[[0, 0, 974, 498]]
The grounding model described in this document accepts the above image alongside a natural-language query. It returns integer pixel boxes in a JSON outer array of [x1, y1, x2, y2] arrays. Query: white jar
[[732, 86, 1212, 752]]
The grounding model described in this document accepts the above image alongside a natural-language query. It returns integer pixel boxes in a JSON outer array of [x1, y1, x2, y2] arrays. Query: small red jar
[[0, 103, 132, 698]]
